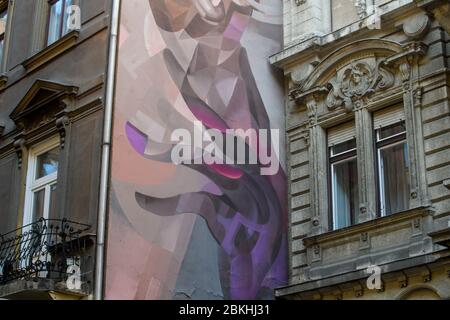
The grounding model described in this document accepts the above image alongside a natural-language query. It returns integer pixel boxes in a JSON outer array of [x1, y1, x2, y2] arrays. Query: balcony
[[0, 218, 94, 300]]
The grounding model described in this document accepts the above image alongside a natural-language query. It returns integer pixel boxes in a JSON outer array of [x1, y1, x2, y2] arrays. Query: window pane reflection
[[36, 147, 60, 179], [32, 189, 45, 221], [47, 0, 63, 46], [62, 0, 73, 35]]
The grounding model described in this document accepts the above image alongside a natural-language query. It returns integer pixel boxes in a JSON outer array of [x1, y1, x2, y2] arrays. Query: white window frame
[[331, 154, 358, 230], [23, 136, 60, 226]]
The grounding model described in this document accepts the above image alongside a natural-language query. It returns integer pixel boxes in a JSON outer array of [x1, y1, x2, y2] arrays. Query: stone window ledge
[[429, 227, 450, 248], [0, 279, 89, 300], [22, 30, 80, 73], [275, 252, 446, 299], [304, 206, 433, 248]]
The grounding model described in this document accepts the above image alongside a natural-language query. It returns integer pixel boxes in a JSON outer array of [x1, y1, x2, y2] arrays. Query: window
[[24, 137, 60, 225], [0, 3, 7, 66], [328, 122, 359, 230], [46, 0, 73, 46], [374, 105, 410, 216]]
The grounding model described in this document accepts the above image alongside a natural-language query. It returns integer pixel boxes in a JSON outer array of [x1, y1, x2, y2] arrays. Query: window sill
[[22, 30, 80, 73], [304, 206, 433, 247], [429, 227, 450, 248]]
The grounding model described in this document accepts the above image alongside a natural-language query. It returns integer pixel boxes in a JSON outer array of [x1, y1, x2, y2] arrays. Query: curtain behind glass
[[333, 158, 359, 229], [380, 142, 410, 215]]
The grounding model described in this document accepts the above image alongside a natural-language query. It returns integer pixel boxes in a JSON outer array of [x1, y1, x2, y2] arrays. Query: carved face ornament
[[341, 63, 374, 97]]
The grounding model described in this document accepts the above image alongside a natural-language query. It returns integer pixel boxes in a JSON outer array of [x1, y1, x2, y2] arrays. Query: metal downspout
[[94, 0, 120, 301]]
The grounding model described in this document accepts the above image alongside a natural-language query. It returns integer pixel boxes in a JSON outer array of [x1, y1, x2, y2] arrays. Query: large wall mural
[[105, 0, 287, 300]]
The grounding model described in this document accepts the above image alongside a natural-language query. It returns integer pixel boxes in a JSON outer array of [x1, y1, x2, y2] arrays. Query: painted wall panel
[[106, 0, 287, 300]]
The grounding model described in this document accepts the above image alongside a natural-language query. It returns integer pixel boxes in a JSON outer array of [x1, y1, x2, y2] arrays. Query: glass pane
[[47, 0, 63, 46], [0, 9, 7, 35], [32, 189, 45, 222], [36, 147, 60, 179], [379, 142, 410, 215], [331, 139, 356, 156], [49, 184, 58, 218], [378, 122, 406, 141], [332, 158, 359, 229], [62, 0, 73, 35]]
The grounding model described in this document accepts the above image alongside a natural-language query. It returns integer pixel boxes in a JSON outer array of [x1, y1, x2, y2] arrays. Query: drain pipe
[[94, 0, 121, 301]]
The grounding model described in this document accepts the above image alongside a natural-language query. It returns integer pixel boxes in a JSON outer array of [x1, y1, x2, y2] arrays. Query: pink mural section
[[105, 0, 287, 300]]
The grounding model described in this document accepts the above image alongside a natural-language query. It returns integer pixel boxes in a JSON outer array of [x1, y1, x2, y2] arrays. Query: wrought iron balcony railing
[[0, 218, 91, 286]]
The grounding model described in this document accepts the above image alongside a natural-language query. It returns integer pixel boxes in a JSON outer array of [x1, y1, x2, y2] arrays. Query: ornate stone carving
[[306, 97, 317, 122], [326, 61, 394, 112], [341, 62, 374, 97], [403, 13, 430, 39], [413, 87, 423, 107], [13, 138, 27, 170], [312, 244, 322, 262], [398, 272, 408, 288], [312, 216, 320, 227], [291, 62, 318, 86], [360, 232, 368, 243], [421, 268, 431, 282], [359, 232, 370, 250], [56, 115, 70, 149], [399, 62, 411, 83], [354, 284, 364, 297]]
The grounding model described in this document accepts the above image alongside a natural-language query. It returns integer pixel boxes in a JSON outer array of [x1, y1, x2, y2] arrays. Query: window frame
[[23, 137, 60, 226], [45, 0, 72, 47], [328, 133, 358, 231], [374, 121, 409, 218]]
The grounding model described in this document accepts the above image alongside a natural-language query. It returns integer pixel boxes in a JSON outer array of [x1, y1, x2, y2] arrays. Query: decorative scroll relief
[[289, 42, 428, 119], [326, 61, 395, 112]]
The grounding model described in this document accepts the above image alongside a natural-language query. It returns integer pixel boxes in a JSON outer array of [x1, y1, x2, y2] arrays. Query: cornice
[[22, 31, 79, 73]]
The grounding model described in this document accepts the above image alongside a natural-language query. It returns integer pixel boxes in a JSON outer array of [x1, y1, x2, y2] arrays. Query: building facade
[[1, 0, 450, 301], [272, 0, 450, 299], [0, 0, 112, 299]]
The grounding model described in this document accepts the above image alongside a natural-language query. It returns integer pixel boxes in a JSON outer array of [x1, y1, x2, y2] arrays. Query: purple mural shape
[[122, 0, 287, 299]]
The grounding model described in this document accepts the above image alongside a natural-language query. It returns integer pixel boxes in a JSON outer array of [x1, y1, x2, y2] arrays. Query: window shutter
[[373, 104, 405, 129], [328, 122, 356, 147]]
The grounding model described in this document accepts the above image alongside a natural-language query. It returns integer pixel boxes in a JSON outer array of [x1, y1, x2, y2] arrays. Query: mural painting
[[105, 0, 287, 300]]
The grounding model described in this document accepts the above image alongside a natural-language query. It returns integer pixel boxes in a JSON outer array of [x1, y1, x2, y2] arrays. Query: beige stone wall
[[274, 0, 450, 299], [316, 265, 450, 300]]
